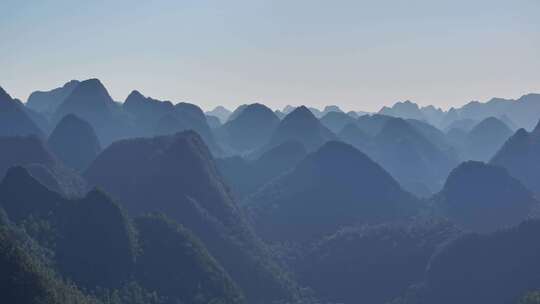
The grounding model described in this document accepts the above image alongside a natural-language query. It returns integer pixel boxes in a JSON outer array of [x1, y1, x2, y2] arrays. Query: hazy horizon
[[2, 0, 539, 112]]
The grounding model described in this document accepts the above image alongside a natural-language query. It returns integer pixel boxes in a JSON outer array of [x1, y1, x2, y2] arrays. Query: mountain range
[[2, 78, 540, 304]]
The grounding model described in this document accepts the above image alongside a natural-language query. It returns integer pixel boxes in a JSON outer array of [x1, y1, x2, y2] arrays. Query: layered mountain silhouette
[[379, 100, 427, 121], [123, 90, 174, 135], [442, 94, 540, 131], [220, 103, 280, 153], [84, 131, 296, 302], [356, 114, 394, 136], [0, 136, 86, 196], [227, 104, 248, 122], [206, 114, 222, 129], [26, 80, 80, 115], [320, 111, 357, 133], [461, 117, 513, 161], [218, 141, 307, 199], [369, 118, 458, 196], [245, 141, 420, 243], [433, 161, 535, 232], [490, 121, 540, 195], [124, 90, 222, 154], [0, 166, 244, 303], [205, 105, 231, 123], [265, 106, 336, 152], [53, 79, 129, 146], [337, 122, 372, 151], [47, 114, 101, 171], [0, 87, 44, 138]]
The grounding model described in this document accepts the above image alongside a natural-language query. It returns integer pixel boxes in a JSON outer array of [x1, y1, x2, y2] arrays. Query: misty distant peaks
[[53, 78, 115, 126], [221, 103, 279, 152], [205, 105, 231, 123], [48, 114, 101, 171], [268, 105, 336, 151], [26, 80, 80, 114], [463, 117, 513, 161], [379, 100, 426, 121], [320, 111, 357, 133], [227, 104, 248, 122], [323, 105, 343, 113]]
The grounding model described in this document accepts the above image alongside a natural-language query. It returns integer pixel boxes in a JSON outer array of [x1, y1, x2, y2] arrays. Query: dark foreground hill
[[394, 220, 540, 304], [0, 166, 244, 304], [296, 220, 459, 304], [84, 131, 296, 303]]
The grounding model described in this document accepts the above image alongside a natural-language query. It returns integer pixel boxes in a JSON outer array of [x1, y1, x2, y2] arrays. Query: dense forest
[[1, 80, 540, 303]]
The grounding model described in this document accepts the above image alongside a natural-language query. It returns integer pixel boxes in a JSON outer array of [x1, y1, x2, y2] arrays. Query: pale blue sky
[[1, 0, 539, 111]]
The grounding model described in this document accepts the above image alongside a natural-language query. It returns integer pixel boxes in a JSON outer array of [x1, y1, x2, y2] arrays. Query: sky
[[1, 0, 539, 112]]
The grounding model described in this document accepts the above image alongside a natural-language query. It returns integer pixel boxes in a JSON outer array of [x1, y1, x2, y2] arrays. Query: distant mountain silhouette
[[123, 90, 174, 136], [298, 220, 459, 304], [123, 90, 222, 154], [442, 94, 540, 131], [53, 79, 129, 146], [462, 117, 513, 161], [379, 100, 427, 121], [206, 114, 222, 129], [406, 119, 455, 152], [356, 114, 394, 136], [421, 105, 446, 127], [205, 105, 231, 123], [47, 114, 101, 171], [220, 103, 280, 153], [282, 105, 296, 114], [491, 121, 540, 195], [172, 102, 222, 155], [320, 111, 357, 133], [443, 118, 478, 132], [396, 220, 540, 304], [54, 78, 114, 125], [337, 123, 372, 151], [227, 104, 248, 122], [0, 86, 44, 138], [26, 80, 80, 115], [0, 136, 86, 196], [84, 131, 296, 302], [265, 106, 336, 152], [370, 118, 458, 196], [245, 141, 420, 243], [217, 141, 307, 199], [322, 105, 343, 115], [433, 161, 535, 232]]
